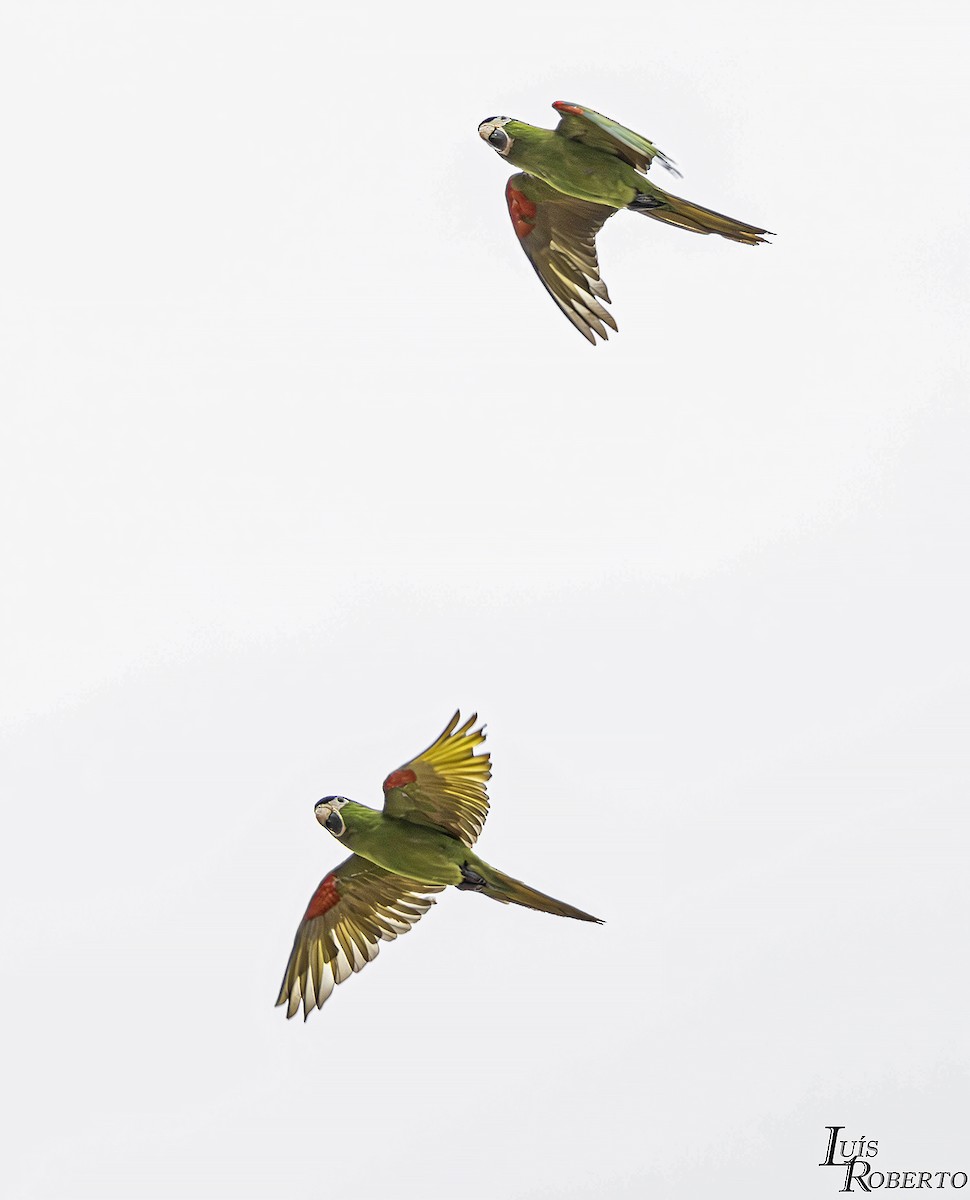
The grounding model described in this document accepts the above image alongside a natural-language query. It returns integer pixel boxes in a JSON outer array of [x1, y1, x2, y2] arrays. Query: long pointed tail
[[463, 862, 603, 923], [632, 187, 772, 245]]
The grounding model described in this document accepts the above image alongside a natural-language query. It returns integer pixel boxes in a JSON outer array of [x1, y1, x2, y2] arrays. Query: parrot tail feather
[[631, 190, 772, 245], [460, 862, 603, 923]]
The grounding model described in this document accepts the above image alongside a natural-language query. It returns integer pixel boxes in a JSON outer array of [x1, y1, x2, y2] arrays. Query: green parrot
[[478, 100, 772, 343], [277, 712, 602, 1019]]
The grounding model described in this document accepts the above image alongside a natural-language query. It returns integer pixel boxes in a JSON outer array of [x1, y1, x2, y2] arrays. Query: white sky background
[[2, 1, 969, 1196]]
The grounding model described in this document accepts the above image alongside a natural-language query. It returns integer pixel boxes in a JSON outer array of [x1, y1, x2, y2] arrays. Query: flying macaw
[[478, 100, 772, 343], [277, 712, 602, 1019]]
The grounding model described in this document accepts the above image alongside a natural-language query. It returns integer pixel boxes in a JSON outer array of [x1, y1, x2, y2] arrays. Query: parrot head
[[314, 795, 350, 838], [478, 116, 514, 157]]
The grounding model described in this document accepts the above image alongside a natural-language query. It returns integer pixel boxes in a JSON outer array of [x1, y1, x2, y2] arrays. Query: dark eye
[[325, 810, 345, 836]]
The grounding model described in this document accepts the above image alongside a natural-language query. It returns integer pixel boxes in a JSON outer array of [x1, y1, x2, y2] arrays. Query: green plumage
[[500, 121, 642, 208], [336, 799, 598, 920], [335, 802, 466, 885]]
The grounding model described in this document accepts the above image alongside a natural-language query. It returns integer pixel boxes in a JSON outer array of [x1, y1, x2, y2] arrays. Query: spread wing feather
[[276, 854, 443, 1020], [552, 100, 682, 178], [381, 711, 491, 846], [504, 173, 618, 345]]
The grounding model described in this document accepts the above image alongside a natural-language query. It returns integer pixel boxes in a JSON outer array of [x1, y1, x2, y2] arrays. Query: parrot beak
[[314, 802, 331, 828]]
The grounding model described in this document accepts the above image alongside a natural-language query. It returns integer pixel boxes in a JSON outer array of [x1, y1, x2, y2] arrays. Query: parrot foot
[[629, 193, 665, 212], [457, 864, 487, 892]]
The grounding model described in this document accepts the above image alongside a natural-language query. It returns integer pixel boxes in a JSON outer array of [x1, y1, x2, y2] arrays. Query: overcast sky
[[2, 2, 969, 1197]]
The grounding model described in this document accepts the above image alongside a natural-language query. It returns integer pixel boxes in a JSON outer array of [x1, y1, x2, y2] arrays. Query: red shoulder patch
[[383, 767, 417, 792], [304, 872, 340, 920], [553, 102, 585, 116], [506, 183, 537, 240]]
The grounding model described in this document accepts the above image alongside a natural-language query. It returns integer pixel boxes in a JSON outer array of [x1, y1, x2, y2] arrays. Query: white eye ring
[[478, 116, 512, 154], [324, 809, 346, 837], [315, 795, 349, 834]]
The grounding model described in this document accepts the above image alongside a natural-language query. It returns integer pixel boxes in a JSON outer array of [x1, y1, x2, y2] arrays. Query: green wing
[[277, 854, 443, 1019], [381, 712, 491, 846], [504, 173, 618, 345], [552, 100, 682, 178]]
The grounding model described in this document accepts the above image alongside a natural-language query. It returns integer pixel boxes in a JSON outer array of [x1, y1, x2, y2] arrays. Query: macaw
[[478, 100, 771, 343], [277, 712, 602, 1019]]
